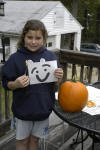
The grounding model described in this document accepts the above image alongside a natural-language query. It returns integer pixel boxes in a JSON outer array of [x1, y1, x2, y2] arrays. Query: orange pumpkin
[[58, 81, 88, 112]]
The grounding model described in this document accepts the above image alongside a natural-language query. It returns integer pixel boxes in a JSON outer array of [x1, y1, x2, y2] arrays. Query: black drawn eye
[[42, 64, 51, 67], [44, 69, 47, 71], [31, 67, 37, 74], [36, 70, 39, 73]]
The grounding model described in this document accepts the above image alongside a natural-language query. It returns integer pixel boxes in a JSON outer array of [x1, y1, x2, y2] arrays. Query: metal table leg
[[92, 139, 94, 150], [81, 129, 83, 150], [71, 129, 88, 150]]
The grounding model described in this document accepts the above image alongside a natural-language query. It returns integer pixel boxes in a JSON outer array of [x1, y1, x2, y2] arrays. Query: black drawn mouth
[[36, 72, 50, 82]]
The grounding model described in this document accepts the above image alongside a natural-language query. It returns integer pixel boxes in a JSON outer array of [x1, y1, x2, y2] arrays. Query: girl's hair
[[17, 19, 48, 49]]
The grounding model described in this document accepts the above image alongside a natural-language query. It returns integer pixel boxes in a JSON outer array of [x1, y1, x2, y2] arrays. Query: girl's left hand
[[54, 68, 63, 84]]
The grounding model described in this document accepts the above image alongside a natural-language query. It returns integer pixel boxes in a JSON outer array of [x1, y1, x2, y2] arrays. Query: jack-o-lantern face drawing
[[31, 64, 51, 82], [28, 58, 57, 85]]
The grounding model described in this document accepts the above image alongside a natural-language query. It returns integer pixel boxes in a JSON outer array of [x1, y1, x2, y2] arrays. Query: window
[[45, 43, 47, 47], [4, 37, 10, 46], [61, 33, 74, 50], [0, 37, 10, 54], [0, 2, 5, 16], [48, 42, 52, 47]]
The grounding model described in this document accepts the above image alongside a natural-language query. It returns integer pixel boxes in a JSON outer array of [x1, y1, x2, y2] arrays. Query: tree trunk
[[95, 5, 100, 43], [72, 0, 78, 18]]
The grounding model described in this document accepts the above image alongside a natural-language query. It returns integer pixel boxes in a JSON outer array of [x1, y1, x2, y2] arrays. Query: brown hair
[[17, 19, 48, 50]]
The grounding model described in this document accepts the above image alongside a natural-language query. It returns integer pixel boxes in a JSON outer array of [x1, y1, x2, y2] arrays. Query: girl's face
[[24, 30, 44, 52]]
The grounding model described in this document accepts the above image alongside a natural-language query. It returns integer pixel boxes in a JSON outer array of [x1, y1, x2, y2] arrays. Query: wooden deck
[[0, 112, 100, 150], [0, 49, 100, 149]]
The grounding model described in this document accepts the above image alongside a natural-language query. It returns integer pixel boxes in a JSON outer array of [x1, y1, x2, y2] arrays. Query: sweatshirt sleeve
[[1, 55, 17, 90]]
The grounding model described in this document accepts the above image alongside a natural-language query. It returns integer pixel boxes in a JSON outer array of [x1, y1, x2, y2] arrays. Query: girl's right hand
[[14, 75, 30, 89]]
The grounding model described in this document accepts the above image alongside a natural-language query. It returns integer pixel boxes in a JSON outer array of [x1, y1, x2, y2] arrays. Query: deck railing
[[58, 49, 100, 83], [0, 49, 100, 136]]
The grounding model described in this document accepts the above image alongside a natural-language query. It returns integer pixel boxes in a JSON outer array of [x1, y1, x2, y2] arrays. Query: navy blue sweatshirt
[[2, 46, 60, 121]]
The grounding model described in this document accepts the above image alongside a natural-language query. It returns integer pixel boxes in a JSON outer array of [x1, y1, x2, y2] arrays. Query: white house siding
[[73, 31, 81, 51], [42, 2, 82, 34], [64, 9, 80, 32], [42, 3, 65, 32], [0, 37, 4, 61], [0, 54, 3, 62], [55, 35, 61, 49], [46, 34, 61, 51], [41, 11, 54, 32], [10, 37, 18, 54], [42, 2, 82, 51], [46, 35, 56, 50], [0, 38, 1, 47], [41, 3, 64, 50]]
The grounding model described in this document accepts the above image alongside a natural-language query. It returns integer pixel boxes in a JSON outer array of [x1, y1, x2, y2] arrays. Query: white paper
[[55, 92, 58, 100], [28, 58, 58, 84], [82, 86, 100, 115]]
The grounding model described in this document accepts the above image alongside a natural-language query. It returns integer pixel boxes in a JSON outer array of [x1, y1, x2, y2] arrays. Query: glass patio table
[[53, 82, 100, 150]]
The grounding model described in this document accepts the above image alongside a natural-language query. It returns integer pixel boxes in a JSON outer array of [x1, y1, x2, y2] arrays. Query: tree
[[72, 0, 78, 18], [76, 0, 100, 43]]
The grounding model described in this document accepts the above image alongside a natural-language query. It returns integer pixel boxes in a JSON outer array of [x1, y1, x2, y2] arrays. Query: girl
[[2, 19, 63, 150]]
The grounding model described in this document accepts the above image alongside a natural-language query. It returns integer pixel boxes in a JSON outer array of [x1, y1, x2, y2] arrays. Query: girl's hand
[[14, 75, 30, 89], [8, 75, 30, 90], [54, 68, 63, 84]]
